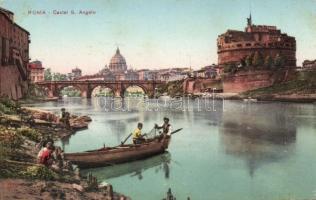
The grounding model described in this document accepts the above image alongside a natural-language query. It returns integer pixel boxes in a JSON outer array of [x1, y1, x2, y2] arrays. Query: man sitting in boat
[[133, 122, 146, 144], [155, 117, 172, 135]]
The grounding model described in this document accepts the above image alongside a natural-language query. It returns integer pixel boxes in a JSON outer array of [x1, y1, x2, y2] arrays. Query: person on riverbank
[[38, 141, 54, 167], [155, 117, 172, 135], [27, 115, 35, 127], [133, 123, 145, 144], [60, 108, 71, 129], [59, 108, 66, 123], [64, 112, 71, 129]]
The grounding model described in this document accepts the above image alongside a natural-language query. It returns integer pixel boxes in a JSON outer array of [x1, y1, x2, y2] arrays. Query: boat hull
[[64, 135, 171, 168]]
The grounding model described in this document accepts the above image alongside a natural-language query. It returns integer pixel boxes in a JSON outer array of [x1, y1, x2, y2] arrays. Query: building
[[28, 60, 44, 82], [0, 7, 30, 99], [203, 65, 221, 78], [68, 67, 82, 80], [137, 69, 150, 80], [302, 59, 316, 70], [107, 48, 139, 81], [125, 69, 139, 80], [217, 15, 296, 68], [108, 48, 127, 80], [72, 67, 82, 78]]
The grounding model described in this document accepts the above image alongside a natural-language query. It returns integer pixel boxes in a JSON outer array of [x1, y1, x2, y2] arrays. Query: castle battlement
[[217, 15, 296, 66]]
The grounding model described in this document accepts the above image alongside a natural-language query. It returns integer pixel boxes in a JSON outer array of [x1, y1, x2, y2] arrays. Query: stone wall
[[222, 69, 296, 93], [218, 48, 296, 67], [0, 65, 28, 99], [183, 78, 222, 94]]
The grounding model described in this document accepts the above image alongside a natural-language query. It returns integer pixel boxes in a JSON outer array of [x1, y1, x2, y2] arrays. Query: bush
[[0, 97, 19, 114], [17, 127, 41, 142], [223, 64, 236, 73], [19, 165, 57, 180], [0, 127, 23, 149], [264, 55, 273, 69], [252, 51, 264, 67], [274, 54, 285, 67]]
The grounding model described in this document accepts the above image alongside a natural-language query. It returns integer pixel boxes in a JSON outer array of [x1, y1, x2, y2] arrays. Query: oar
[[170, 128, 183, 135], [121, 133, 132, 145]]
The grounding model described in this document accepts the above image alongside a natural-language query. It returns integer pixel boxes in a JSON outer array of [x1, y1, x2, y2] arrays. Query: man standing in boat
[[133, 122, 146, 144], [155, 117, 172, 135]]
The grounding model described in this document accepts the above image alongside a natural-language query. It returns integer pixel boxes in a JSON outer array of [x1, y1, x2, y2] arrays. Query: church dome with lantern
[[109, 48, 127, 73]]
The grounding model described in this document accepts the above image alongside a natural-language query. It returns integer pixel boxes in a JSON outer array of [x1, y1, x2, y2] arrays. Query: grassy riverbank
[[0, 97, 130, 199], [241, 71, 316, 102]]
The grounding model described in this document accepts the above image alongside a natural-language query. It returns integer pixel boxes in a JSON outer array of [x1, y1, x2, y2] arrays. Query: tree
[[52, 73, 68, 81], [264, 55, 273, 69], [245, 53, 254, 67], [274, 53, 285, 67], [252, 51, 264, 68], [44, 68, 52, 81], [223, 64, 232, 73], [240, 57, 246, 67]]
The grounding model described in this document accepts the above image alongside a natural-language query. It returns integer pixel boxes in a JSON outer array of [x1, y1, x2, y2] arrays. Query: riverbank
[[160, 71, 316, 103], [240, 73, 316, 103], [0, 97, 130, 200]]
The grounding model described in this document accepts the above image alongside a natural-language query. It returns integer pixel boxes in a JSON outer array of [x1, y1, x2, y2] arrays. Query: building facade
[[217, 15, 296, 67], [28, 60, 44, 82], [0, 7, 30, 99], [302, 59, 316, 70], [68, 67, 82, 80]]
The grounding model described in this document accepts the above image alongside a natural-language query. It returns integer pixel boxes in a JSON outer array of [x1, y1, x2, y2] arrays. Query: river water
[[27, 97, 316, 200]]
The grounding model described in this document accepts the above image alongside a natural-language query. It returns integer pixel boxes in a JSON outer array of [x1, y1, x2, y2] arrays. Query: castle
[[217, 15, 296, 67]]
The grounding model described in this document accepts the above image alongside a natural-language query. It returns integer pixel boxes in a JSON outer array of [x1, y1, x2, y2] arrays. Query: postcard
[[0, 0, 316, 199]]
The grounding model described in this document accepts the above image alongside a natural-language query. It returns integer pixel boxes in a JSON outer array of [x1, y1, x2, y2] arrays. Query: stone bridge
[[36, 80, 165, 98]]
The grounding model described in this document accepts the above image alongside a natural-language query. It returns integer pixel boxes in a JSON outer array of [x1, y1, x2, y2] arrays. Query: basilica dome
[[109, 48, 127, 73]]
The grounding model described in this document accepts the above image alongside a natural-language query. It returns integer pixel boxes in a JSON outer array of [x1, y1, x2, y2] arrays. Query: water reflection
[[81, 152, 171, 181], [220, 101, 297, 177]]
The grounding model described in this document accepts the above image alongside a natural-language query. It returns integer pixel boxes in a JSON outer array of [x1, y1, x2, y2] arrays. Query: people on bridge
[[133, 122, 146, 144], [155, 117, 172, 135]]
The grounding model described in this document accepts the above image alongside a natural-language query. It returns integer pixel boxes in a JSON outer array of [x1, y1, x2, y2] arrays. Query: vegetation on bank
[[242, 71, 316, 97], [157, 80, 184, 97], [223, 51, 286, 74], [0, 98, 61, 181]]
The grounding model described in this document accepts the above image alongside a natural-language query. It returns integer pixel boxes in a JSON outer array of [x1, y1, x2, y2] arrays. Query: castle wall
[[222, 69, 295, 93], [217, 22, 296, 67], [218, 48, 296, 66], [183, 78, 222, 94]]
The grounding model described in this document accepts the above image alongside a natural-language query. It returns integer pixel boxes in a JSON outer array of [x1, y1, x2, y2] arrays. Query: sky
[[1, 0, 316, 74]]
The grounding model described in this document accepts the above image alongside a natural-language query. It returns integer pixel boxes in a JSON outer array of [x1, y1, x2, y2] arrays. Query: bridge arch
[[35, 80, 164, 99], [123, 85, 148, 97], [90, 85, 115, 97], [56, 85, 83, 97]]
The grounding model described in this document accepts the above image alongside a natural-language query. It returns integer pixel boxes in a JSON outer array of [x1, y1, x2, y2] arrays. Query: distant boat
[[243, 98, 258, 102], [159, 94, 171, 101]]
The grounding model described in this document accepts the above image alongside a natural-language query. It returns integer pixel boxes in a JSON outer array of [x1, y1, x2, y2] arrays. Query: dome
[[109, 48, 127, 73]]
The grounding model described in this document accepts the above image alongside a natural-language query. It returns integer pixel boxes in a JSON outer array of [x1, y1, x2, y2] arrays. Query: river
[[26, 97, 316, 200]]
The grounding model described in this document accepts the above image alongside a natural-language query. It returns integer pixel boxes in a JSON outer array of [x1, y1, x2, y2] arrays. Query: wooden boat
[[64, 134, 171, 168], [80, 152, 171, 180]]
